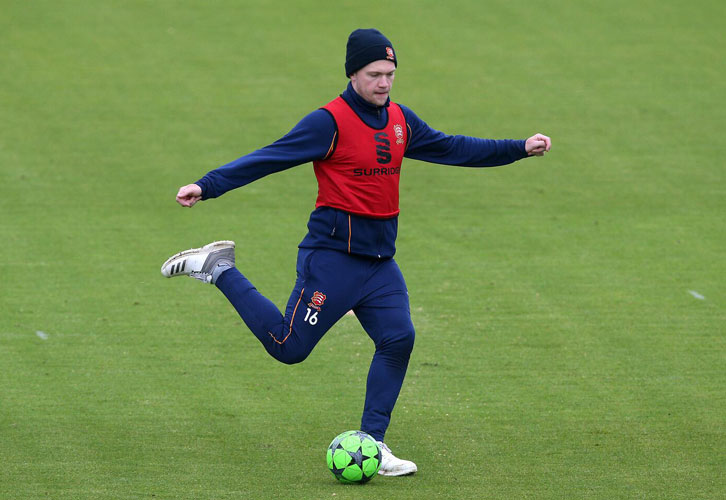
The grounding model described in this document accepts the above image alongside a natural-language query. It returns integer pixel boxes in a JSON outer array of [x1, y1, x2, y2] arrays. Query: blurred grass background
[[1, 0, 724, 498]]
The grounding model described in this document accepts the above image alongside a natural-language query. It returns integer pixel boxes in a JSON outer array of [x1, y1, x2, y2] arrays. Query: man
[[161, 28, 551, 476]]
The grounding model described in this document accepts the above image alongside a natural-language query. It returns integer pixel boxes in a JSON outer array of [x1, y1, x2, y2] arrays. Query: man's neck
[[340, 82, 390, 129], [344, 82, 390, 110]]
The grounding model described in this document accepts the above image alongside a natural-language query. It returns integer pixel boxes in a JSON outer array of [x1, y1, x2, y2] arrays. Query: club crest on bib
[[394, 124, 404, 145], [309, 291, 327, 311]]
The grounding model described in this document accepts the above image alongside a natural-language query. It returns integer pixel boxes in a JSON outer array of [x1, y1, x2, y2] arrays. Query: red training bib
[[313, 97, 407, 218]]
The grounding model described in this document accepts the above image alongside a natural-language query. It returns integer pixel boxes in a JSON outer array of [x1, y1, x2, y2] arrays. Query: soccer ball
[[326, 430, 381, 483]]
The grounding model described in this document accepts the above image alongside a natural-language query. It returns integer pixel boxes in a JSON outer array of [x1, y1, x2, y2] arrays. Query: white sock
[[210, 262, 233, 284]]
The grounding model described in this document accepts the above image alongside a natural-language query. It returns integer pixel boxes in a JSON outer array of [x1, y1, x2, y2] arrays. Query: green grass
[[1, 0, 724, 498]]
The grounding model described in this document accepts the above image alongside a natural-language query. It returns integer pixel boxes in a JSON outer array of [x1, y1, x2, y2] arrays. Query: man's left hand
[[525, 134, 552, 156]]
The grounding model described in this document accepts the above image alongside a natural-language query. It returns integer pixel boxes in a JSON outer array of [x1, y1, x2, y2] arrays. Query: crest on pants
[[309, 291, 327, 311]]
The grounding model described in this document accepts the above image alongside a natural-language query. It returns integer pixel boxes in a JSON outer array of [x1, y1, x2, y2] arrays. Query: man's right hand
[[176, 183, 203, 207]]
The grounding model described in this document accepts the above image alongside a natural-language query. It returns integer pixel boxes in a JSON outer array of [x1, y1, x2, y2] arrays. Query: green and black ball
[[326, 430, 381, 483]]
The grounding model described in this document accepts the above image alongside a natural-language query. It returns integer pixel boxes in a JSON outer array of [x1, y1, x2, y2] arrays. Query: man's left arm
[[399, 104, 550, 166]]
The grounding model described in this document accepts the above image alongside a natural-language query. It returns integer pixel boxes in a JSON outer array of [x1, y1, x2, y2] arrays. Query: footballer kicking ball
[[326, 430, 381, 483]]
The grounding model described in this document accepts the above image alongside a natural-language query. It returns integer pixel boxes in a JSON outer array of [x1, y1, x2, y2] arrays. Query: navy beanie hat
[[345, 28, 397, 76]]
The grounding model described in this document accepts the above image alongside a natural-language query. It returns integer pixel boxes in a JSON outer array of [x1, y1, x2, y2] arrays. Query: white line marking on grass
[[36, 330, 49, 340], [688, 290, 705, 300]]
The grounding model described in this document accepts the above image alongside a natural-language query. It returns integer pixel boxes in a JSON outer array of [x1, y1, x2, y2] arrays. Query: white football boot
[[377, 441, 417, 476], [160, 240, 235, 283]]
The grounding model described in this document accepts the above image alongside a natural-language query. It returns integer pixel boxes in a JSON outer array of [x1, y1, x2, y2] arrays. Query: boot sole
[[161, 240, 235, 276]]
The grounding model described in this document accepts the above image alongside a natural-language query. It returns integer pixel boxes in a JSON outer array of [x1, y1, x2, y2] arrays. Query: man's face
[[350, 60, 396, 107]]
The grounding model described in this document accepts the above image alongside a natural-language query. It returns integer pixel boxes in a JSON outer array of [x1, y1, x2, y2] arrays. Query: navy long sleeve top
[[195, 82, 527, 199], [194, 82, 530, 258]]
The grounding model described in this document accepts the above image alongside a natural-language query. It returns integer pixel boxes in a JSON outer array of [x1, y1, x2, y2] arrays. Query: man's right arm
[[187, 109, 336, 202]]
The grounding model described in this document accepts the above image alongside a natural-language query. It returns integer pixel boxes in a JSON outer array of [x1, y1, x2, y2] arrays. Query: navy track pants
[[214, 248, 415, 441]]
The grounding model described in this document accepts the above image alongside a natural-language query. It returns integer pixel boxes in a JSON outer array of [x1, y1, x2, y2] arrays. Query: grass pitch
[[1, 1, 724, 498]]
